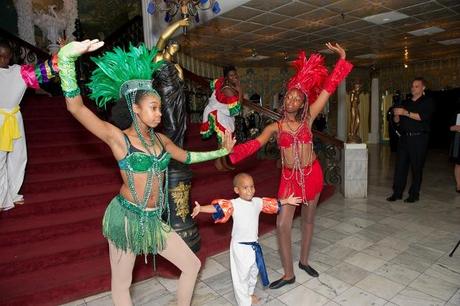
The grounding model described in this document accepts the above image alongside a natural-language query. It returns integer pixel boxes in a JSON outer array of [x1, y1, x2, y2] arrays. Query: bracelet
[[277, 199, 282, 212]]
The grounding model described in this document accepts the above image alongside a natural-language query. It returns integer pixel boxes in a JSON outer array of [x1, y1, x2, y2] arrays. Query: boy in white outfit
[[192, 173, 300, 305]]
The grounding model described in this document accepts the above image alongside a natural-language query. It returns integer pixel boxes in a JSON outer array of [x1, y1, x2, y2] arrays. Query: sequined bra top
[[118, 133, 171, 173], [277, 121, 313, 148]]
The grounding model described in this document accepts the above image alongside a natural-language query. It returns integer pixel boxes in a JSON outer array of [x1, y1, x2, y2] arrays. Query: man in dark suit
[[387, 78, 435, 203]]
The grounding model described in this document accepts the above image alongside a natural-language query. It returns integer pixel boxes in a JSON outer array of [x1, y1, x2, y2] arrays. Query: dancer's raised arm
[[309, 43, 352, 122], [58, 40, 122, 147]]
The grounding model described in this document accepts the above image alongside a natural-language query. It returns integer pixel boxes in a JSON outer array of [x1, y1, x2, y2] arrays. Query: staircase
[[0, 93, 312, 306]]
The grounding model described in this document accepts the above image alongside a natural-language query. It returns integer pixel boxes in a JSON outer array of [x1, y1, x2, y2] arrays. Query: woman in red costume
[[228, 43, 352, 289]]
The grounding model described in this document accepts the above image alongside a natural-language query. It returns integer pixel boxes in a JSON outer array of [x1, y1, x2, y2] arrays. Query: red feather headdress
[[287, 51, 329, 105]]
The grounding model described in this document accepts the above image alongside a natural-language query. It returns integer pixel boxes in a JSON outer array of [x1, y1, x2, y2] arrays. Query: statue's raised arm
[[154, 18, 189, 61]]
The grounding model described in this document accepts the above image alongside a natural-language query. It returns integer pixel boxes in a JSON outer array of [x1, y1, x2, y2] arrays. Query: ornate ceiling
[[176, 0, 460, 67]]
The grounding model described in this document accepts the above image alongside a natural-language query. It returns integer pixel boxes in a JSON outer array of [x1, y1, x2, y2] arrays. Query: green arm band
[[57, 44, 80, 98], [185, 148, 228, 164]]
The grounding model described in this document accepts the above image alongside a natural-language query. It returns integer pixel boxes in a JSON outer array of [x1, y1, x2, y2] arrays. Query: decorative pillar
[[167, 162, 200, 252], [141, 0, 156, 49], [13, 0, 35, 45], [63, 0, 78, 42], [368, 78, 380, 143], [337, 81, 347, 141]]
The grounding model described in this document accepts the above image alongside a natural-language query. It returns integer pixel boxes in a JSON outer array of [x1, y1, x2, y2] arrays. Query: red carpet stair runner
[[0, 94, 334, 305]]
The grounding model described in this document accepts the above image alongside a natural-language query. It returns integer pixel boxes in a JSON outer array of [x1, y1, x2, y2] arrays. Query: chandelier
[[147, 0, 221, 23]]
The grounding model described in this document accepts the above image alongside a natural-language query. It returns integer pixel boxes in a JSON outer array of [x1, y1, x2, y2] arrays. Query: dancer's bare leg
[[276, 204, 296, 279], [299, 194, 320, 266], [159, 231, 201, 306], [109, 241, 136, 306]]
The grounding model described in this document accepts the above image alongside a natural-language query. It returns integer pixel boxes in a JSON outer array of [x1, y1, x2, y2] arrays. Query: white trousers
[[230, 240, 258, 306], [0, 112, 26, 211]]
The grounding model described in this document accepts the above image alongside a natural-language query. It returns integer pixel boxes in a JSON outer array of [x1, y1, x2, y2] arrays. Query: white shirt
[[0, 65, 27, 109], [230, 197, 264, 243]]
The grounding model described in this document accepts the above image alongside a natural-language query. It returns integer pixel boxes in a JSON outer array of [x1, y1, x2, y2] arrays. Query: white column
[[337, 82, 347, 141], [368, 78, 380, 143], [63, 0, 78, 42], [14, 0, 36, 45], [141, 0, 155, 49]]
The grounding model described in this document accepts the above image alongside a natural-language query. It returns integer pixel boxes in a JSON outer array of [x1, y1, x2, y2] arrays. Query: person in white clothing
[[192, 173, 300, 306], [0, 41, 59, 210]]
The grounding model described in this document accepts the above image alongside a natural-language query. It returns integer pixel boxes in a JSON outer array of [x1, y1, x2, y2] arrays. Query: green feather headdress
[[87, 43, 164, 108]]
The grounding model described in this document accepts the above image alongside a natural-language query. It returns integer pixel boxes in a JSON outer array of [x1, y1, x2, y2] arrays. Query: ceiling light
[[354, 53, 378, 59], [404, 64, 408, 68], [408, 26, 445, 36], [438, 38, 460, 45], [362, 11, 409, 25]]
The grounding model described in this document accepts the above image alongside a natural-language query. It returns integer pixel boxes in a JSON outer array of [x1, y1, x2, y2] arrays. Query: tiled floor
[[62, 145, 460, 306]]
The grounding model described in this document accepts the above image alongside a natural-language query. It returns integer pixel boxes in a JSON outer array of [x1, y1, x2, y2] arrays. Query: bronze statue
[[347, 82, 362, 143]]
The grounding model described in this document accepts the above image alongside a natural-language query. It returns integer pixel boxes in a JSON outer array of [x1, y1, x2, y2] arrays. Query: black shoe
[[298, 262, 319, 277], [386, 194, 402, 202], [404, 196, 419, 203], [269, 276, 296, 289]]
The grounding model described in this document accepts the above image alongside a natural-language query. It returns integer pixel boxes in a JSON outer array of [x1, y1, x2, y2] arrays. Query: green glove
[[58, 43, 80, 98], [185, 148, 228, 164]]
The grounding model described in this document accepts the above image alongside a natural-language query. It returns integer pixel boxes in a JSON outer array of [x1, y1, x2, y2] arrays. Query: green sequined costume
[[86, 44, 172, 255], [103, 195, 171, 255], [58, 43, 230, 256]]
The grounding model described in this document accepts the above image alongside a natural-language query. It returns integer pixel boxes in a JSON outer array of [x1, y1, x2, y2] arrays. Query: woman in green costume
[[57, 39, 235, 306]]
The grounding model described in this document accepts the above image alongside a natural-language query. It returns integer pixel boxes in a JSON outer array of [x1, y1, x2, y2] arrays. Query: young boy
[[192, 173, 301, 306]]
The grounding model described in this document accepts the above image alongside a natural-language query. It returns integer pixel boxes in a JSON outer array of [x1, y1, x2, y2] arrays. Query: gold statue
[[154, 18, 189, 80], [152, 18, 189, 148], [347, 82, 363, 143]]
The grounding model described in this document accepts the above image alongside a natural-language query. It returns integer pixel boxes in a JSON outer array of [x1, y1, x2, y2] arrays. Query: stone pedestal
[[341, 143, 368, 198]]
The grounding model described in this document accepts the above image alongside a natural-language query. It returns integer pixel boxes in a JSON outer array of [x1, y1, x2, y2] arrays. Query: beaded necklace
[[280, 119, 314, 204], [124, 88, 170, 231]]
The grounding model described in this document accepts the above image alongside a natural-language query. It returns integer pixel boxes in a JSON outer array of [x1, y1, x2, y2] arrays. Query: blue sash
[[239, 241, 269, 287]]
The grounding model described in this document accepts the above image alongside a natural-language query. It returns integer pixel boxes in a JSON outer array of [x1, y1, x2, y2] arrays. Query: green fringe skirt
[[102, 195, 171, 255]]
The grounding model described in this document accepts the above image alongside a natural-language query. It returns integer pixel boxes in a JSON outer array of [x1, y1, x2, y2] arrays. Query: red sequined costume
[[229, 53, 352, 203], [277, 121, 323, 202], [200, 77, 241, 144]]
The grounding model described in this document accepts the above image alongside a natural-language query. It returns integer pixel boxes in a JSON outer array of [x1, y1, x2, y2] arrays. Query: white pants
[[230, 240, 258, 306], [0, 112, 26, 211]]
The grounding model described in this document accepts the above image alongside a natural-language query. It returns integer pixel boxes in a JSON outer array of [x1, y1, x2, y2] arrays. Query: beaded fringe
[[102, 195, 171, 256]]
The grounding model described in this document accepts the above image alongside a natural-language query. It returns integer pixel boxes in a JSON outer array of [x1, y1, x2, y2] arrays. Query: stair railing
[[182, 68, 344, 185], [78, 15, 144, 86], [0, 27, 49, 65]]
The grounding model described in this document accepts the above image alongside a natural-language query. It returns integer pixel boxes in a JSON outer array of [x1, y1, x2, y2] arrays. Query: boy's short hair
[[233, 172, 252, 187]]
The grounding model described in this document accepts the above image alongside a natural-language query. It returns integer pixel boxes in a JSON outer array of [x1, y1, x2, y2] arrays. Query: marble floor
[[62, 145, 460, 306]]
